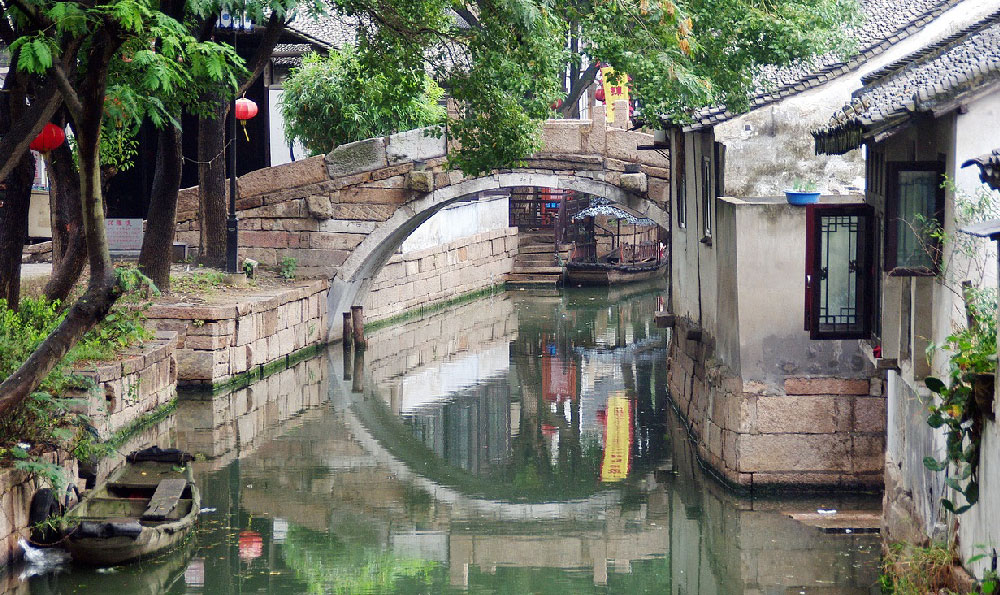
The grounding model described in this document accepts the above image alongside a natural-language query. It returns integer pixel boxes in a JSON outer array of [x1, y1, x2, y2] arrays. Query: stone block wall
[[666, 319, 885, 490], [174, 354, 328, 471], [0, 452, 77, 568], [362, 227, 517, 322], [66, 331, 178, 440], [147, 280, 329, 387]]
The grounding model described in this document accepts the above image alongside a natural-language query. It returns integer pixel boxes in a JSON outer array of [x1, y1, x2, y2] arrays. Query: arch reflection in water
[[13, 283, 880, 594]]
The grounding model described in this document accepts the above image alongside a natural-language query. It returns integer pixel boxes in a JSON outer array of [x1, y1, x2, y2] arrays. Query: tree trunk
[[42, 141, 86, 304], [0, 153, 35, 308], [197, 102, 228, 267], [0, 63, 36, 309], [198, 14, 285, 267], [139, 125, 183, 292], [0, 81, 61, 184], [0, 35, 120, 410]]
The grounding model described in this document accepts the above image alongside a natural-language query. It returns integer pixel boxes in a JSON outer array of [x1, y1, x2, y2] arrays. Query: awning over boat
[[572, 197, 656, 226]]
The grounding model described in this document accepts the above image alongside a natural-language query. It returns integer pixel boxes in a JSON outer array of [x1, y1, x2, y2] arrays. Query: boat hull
[[61, 448, 200, 566], [65, 517, 195, 566], [566, 261, 667, 286]]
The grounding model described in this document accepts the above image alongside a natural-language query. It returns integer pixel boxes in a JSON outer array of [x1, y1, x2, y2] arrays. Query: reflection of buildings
[[83, 285, 877, 594]]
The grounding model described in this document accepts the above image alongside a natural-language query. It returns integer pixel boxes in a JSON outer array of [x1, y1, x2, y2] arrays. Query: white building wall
[[950, 92, 1000, 578], [715, 0, 1000, 198], [400, 195, 509, 254], [268, 89, 308, 166]]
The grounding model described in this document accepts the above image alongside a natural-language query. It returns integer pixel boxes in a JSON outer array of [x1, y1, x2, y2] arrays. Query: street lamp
[[223, 7, 255, 274]]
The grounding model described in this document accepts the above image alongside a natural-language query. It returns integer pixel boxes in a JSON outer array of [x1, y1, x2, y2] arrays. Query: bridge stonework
[[175, 109, 669, 339]]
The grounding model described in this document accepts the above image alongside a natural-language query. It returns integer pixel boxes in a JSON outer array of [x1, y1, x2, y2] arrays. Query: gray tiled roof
[[815, 12, 1000, 154], [670, 0, 960, 131], [285, 8, 358, 50], [963, 148, 1000, 190]]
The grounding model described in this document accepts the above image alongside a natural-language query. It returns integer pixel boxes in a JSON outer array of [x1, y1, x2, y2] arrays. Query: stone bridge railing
[[175, 106, 669, 338]]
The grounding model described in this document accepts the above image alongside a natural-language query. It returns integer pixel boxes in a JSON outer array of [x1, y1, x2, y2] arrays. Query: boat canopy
[[571, 197, 655, 226]]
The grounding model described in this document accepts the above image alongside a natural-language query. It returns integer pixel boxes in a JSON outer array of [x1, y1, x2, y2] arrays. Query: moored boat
[[565, 259, 668, 286], [61, 447, 200, 566], [565, 197, 666, 286]]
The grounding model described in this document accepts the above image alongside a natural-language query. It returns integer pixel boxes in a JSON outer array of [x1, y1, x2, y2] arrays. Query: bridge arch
[[171, 115, 670, 340], [328, 172, 669, 331]]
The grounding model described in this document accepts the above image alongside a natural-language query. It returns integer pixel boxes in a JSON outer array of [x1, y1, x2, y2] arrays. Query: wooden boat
[[566, 259, 667, 286], [566, 197, 667, 286], [62, 447, 200, 566]]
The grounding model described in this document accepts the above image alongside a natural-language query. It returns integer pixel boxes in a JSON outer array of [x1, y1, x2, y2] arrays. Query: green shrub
[[0, 271, 155, 455], [280, 257, 298, 280]]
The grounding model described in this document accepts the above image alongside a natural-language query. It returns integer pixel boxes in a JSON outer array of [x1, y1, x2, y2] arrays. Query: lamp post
[[223, 10, 256, 274]]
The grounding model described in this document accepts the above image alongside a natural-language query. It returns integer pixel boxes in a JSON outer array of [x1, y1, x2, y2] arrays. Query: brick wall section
[[0, 452, 77, 568], [172, 114, 669, 281], [146, 280, 329, 387], [666, 318, 885, 490], [362, 228, 517, 322], [65, 331, 178, 440]]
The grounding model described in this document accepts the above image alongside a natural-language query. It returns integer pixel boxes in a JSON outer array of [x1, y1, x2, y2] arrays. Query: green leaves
[[281, 46, 446, 156], [10, 36, 56, 74]]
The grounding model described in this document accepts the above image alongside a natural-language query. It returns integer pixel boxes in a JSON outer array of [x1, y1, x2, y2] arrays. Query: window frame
[[701, 155, 712, 240], [804, 203, 875, 340], [884, 161, 945, 275], [674, 133, 687, 229]]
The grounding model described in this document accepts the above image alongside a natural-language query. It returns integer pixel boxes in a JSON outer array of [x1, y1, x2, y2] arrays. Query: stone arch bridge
[[175, 111, 670, 339]]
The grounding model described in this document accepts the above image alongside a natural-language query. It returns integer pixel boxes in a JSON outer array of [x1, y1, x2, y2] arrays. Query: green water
[[14, 282, 881, 594]]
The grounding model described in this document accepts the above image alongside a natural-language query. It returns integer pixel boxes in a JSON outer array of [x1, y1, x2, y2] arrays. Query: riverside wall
[[362, 227, 517, 322], [666, 318, 886, 490], [146, 280, 329, 388]]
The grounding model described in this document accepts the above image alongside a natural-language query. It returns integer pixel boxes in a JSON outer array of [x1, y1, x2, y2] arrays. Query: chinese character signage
[[600, 394, 633, 482], [106, 218, 144, 252], [600, 67, 630, 122]]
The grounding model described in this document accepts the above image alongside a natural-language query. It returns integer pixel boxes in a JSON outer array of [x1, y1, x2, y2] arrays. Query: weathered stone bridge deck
[[176, 108, 669, 339]]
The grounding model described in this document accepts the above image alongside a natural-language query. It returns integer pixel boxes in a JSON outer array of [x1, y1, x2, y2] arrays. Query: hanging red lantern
[[29, 123, 66, 153], [234, 96, 258, 141], [238, 530, 263, 560], [595, 87, 605, 103]]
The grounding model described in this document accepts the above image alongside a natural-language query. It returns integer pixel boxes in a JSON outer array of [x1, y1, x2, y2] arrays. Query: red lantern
[[238, 530, 263, 560], [234, 97, 258, 121], [234, 97, 258, 141], [595, 87, 605, 103], [29, 123, 66, 153]]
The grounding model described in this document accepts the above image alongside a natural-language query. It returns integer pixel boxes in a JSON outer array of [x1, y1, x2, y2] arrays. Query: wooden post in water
[[342, 343, 352, 381], [351, 306, 366, 348], [342, 312, 353, 345], [351, 346, 365, 393]]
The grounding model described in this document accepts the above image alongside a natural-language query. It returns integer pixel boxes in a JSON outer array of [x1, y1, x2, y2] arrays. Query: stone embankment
[[667, 319, 885, 490], [147, 280, 330, 388], [362, 228, 516, 322], [66, 331, 178, 440]]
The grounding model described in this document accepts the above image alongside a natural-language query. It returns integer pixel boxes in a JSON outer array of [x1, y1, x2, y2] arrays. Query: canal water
[[12, 282, 881, 594]]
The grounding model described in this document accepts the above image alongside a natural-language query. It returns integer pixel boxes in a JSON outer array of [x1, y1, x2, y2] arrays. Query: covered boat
[[566, 198, 666, 286], [61, 446, 200, 566]]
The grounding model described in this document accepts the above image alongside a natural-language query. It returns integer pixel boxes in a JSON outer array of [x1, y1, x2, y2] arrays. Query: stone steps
[[513, 265, 564, 274], [519, 244, 556, 254], [506, 273, 562, 287], [517, 252, 556, 263]]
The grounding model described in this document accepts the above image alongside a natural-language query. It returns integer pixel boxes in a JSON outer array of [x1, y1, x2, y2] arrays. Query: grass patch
[[364, 283, 506, 333], [169, 266, 232, 294], [880, 542, 956, 594]]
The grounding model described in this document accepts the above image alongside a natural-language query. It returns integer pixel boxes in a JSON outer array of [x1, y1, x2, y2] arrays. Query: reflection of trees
[[282, 526, 443, 594]]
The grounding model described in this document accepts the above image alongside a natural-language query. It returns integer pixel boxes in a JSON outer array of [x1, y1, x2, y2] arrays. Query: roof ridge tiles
[[668, 0, 962, 131], [861, 9, 1000, 86]]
